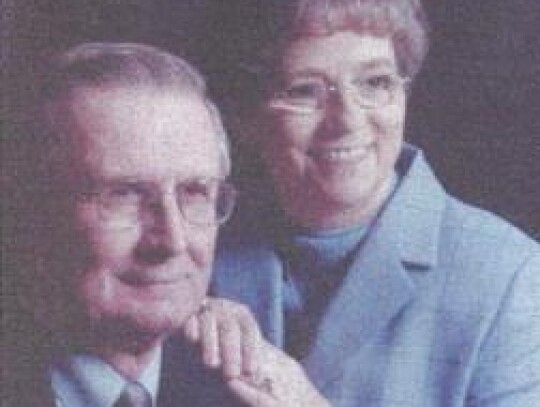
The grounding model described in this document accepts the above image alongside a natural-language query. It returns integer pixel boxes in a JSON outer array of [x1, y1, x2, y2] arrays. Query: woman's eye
[[284, 82, 321, 99], [109, 184, 140, 197]]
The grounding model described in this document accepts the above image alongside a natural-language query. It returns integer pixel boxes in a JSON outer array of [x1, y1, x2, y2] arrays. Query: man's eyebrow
[[77, 176, 147, 189], [354, 58, 398, 72], [101, 178, 145, 184]]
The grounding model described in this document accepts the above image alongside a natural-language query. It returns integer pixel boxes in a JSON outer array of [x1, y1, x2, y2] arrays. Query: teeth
[[311, 146, 371, 161], [120, 271, 190, 286]]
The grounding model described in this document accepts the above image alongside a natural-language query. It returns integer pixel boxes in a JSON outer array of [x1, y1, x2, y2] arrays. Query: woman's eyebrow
[[282, 58, 398, 80]]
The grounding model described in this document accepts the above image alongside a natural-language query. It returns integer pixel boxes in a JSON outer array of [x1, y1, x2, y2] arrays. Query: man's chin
[[83, 310, 184, 352], [129, 308, 187, 337], [77, 295, 193, 347]]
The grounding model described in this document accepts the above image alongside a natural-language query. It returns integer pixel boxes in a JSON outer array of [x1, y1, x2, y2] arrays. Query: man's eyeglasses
[[77, 178, 237, 230], [268, 72, 410, 114]]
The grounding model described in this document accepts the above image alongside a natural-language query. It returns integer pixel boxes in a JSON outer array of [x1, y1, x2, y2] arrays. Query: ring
[[248, 372, 274, 394], [198, 299, 211, 315], [260, 377, 274, 394]]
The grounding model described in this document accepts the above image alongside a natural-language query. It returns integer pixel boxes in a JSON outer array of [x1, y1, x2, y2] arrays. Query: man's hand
[[183, 297, 331, 407]]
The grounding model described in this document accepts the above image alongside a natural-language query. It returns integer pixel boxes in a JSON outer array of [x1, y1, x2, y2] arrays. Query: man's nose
[[147, 193, 188, 254]]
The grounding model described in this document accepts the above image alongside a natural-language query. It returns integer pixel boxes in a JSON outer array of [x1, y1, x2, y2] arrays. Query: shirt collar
[[50, 346, 162, 407]]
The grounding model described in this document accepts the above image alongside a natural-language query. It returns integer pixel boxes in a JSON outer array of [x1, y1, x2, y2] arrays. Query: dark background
[[0, 0, 540, 396], [2, 2, 539, 396], [4, 0, 539, 238]]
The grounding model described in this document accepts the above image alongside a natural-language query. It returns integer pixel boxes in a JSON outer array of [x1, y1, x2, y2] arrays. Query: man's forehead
[[48, 85, 214, 140], [55, 84, 209, 119], [47, 85, 221, 181]]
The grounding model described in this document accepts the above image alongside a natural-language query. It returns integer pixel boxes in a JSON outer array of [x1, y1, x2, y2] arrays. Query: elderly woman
[[211, 0, 540, 406]]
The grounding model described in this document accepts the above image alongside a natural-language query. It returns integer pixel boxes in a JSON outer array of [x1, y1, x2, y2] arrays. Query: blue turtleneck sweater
[[280, 223, 370, 359], [278, 174, 399, 360]]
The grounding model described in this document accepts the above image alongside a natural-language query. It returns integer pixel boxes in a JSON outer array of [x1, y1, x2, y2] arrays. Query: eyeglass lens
[[270, 72, 407, 112], [94, 179, 235, 229]]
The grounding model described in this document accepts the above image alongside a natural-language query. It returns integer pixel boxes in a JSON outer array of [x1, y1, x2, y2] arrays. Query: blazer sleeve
[[466, 249, 540, 406]]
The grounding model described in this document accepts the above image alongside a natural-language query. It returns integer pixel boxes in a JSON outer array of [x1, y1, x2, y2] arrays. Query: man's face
[[51, 86, 222, 340]]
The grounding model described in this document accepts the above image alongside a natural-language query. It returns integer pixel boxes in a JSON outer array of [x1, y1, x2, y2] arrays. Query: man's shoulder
[[3, 347, 56, 407], [158, 337, 240, 407]]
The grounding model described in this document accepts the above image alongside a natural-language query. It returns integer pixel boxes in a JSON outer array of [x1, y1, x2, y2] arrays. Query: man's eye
[[361, 74, 394, 90], [180, 181, 215, 200]]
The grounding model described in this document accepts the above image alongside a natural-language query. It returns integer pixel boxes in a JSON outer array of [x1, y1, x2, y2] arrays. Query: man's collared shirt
[[50, 347, 162, 407]]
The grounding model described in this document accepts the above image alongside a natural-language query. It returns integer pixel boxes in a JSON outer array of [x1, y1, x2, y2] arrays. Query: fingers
[[240, 312, 261, 376], [186, 297, 263, 379], [217, 300, 262, 378], [228, 349, 332, 407], [199, 303, 220, 368], [226, 301, 261, 376], [218, 311, 243, 378], [183, 314, 200, 343]]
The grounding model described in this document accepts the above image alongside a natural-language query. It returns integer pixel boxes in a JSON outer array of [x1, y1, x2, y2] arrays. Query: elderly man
[[10, 42, 271, 407]]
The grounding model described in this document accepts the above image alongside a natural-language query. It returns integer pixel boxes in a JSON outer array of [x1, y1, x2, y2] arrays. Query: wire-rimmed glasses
[[77, 178, 237, 230], [268, 71, 410, 114]]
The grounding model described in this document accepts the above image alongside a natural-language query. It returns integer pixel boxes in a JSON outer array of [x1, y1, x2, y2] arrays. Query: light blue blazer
[[212, 145, 540, 407]]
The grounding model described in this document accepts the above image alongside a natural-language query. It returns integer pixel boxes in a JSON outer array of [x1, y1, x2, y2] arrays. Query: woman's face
[[261, 31, 407, 230]]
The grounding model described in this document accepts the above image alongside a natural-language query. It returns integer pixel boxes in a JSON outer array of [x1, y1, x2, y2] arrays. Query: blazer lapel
[[302, 216, 415, 391], [303, 146, 445, 392]]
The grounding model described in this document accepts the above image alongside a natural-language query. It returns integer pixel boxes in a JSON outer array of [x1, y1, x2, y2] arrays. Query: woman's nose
[[322, 86, 368, 135]]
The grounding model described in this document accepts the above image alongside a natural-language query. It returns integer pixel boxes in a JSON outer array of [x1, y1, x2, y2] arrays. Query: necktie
[[113, 381, 152, 407]]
